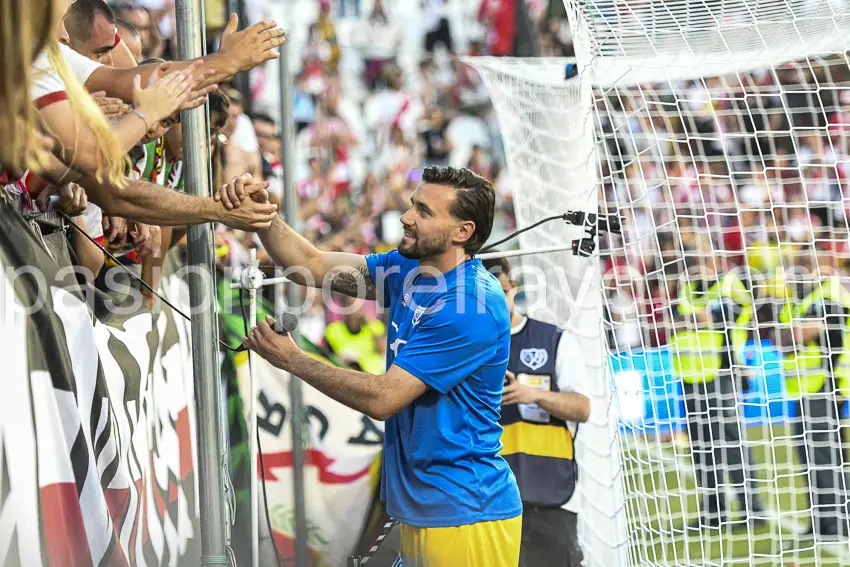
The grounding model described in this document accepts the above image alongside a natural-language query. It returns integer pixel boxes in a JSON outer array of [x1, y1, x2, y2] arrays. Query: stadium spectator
[[324, 298, 386, 375], [485, 255, 590, 567], [115, 19, 143, 61], [111, 3, 163, 59], [422, 0, 453, 55], [356, 0, 401, 90], [420, 107, 453, 167], [251, 113, 283, 203], [0, 0, 56, 173], [64, 0, 121, 65], [220, 87, 263, 183], [309, 0, 340, 74]]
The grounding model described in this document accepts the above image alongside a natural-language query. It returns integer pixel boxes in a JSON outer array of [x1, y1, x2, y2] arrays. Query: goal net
[[468, 1, 850, 565]]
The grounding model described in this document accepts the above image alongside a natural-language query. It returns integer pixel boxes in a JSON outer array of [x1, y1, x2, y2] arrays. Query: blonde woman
[[0, 0, 56, 173]]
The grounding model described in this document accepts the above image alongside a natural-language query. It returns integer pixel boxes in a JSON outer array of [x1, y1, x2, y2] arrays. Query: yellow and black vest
[[499, 318, 577, 507], [672, 272, 753, 383], [779, 278, 850, 397]]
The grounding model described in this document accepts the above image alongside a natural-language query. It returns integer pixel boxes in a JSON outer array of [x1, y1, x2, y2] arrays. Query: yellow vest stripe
[[500, 421, 574, 460]]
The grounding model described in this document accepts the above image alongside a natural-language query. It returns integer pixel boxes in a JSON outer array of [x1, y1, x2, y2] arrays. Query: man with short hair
[[115, 19, 143, 62], [251, 113, 283, 201], [64, 0, 119, 65], [485, 256, 590, 567], [235, 166, 522, 567]]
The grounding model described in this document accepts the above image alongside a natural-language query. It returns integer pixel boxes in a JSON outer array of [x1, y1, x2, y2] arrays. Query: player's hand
[[501, 371, 538, 406], [215, 173, 271, 209], [37, 183, 88, 216], [218, 182, 278, 230], [243, 315, 299, 370], [219, 14, 286, 72]]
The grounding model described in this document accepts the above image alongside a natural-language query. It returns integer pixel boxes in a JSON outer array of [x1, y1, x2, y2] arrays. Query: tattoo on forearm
[[330, 264, 375, 298]]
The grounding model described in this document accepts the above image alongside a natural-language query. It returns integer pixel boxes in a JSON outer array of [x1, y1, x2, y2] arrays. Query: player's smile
[[402, 227, 417, 243]]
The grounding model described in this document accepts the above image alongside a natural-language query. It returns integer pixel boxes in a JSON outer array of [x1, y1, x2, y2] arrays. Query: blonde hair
[[0, 0, 53, 171], [45, 41, 128, 186]]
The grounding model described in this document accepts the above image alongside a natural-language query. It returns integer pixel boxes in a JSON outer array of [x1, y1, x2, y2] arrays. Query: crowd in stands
[[598, 58, 850, 353], [0, 0, 577, 372], [6, 0, 846, 368]]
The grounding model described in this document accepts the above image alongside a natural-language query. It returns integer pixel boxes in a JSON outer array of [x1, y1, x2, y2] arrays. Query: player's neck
[[419, 248, 472, 275]]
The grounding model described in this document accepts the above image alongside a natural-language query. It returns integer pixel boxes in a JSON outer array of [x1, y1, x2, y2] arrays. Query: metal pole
[[230, 275, 293, 289], [248, 250, 259, 567], [279, 32, 310, 567], [174, 0, 229, 564]]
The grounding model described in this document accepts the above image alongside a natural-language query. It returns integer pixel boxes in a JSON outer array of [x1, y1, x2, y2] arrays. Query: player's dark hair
[[65, 0, 115, 42], [421, 165, 495, 255], [483, 255, 512, 280]]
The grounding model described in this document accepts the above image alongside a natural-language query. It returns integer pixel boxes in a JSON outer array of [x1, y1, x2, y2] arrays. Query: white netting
[[469, 0, 850, 565], [465, 57, 627, 567]]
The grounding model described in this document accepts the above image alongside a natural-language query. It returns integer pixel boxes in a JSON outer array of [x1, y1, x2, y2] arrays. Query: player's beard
[[398, 229, 451, 259]]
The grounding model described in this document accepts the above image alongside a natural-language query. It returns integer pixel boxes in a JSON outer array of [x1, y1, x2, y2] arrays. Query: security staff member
[[673, 260, 765, 530], [324, 298, 386, 375], [779, 262, 850, 538], [485, 258, 591, 567]]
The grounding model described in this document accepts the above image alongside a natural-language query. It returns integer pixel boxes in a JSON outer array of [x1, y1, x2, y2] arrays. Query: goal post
[[467, 1, 850, 565], [464, 57, 628, 566]]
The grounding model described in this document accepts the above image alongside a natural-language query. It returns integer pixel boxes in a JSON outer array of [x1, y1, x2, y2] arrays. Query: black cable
[[63, 211, 286, 563], [256, 421, 287, 566], [59, 212, 243, 352], [477, 213, 568, 254]]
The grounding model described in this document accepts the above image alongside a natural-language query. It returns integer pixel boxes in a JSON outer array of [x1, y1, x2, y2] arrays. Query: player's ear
[[453, 219, 475, 247]]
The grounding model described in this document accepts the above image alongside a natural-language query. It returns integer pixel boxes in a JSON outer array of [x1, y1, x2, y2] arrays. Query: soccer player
[[234, 166, 522, 567]]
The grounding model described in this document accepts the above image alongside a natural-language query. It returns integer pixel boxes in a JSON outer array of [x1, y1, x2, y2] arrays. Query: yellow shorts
[[399, 515, 522, 567]]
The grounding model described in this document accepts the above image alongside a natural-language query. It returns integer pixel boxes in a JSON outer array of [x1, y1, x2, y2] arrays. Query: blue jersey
[[365, 250, 521, 527]]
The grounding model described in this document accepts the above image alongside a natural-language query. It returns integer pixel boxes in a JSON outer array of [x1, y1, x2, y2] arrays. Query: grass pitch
[[621, 424, 850, 566]]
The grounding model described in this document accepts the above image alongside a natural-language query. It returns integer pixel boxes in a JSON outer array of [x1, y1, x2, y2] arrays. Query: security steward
[[485, 257, 591, 567], [779, 253, 850, 539], [672, 259, 766, 530]]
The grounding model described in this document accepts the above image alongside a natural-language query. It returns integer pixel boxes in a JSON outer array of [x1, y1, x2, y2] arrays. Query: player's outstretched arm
[[216, 174, 377, 300], [244, 316, 426, 420]]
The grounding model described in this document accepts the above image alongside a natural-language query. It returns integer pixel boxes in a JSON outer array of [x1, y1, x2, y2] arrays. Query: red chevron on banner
[[259, 449, 372, 485]]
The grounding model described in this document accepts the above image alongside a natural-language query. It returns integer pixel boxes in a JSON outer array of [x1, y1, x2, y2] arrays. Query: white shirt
[[231, 113, 260, 154], [510, 316, 587, 513], [31, 43, 103, 106]]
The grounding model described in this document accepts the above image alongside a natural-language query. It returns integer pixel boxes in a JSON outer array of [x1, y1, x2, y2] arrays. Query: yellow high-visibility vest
[[672, 272, 753, 384], [780, 279, 850, 397], [671, 308, 753, 384]]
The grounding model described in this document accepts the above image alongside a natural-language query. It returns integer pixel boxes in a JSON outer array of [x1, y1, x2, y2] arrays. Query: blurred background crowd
[[596, 59, 850, 355], [14, 0, 850, 365], [70, 0, 578, 362]]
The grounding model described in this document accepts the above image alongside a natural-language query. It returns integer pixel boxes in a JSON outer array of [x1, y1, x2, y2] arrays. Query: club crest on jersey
[[403, 293, 411, 306], [412, 305, 426, 326], [520, 348, 548, 371]]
